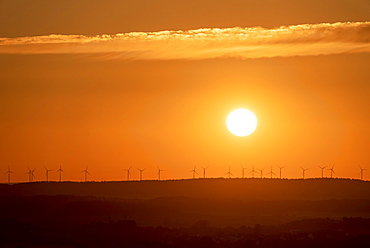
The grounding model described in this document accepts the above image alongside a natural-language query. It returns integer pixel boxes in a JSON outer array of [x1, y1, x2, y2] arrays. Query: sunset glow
[[0, 2, 370, 246], [0, 0, 369, 183]]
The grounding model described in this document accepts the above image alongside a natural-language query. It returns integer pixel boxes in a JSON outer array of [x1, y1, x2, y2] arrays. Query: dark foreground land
[[1, 217, 369, 248], [0, 178, 369, 247]]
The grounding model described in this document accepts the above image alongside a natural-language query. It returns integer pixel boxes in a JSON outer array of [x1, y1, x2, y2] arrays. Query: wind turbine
[[5, 166, 14, 184], [241, 165, 247, 178], [327, 165, 335, 178], [318, 165, 327, 178], [157, 166, 164, 180], [44, 167, 52, 182], [190, 166, 198, 179], [359, 166, 367, 180], [267, 166, 276, 179], [200, 166, 209, 178], [258, 168, 265, 179], [300, 166, 309, 179], [277, 166, 285, 179], [225, 167, 233, 179], [250, 165, 257, 178], [124, 166, 132, 181], [28, 167, 35, 182], [56, 165, 64, 182], [81, 166, 90, 182], [137, 168, 146, 181]]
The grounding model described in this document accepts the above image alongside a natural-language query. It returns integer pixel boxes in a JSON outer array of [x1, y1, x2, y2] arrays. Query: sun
[[226, 109, 257, 137]]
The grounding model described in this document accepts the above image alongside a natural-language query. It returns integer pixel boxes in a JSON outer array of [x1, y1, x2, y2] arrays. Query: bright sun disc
[[226, 109, 257, 137]]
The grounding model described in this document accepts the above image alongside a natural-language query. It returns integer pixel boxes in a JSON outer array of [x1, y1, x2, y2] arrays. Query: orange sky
[[0, 0, 369, 182]]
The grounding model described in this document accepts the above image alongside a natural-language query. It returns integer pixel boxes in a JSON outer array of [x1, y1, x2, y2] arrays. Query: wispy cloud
[[1, 22, 369, 59]]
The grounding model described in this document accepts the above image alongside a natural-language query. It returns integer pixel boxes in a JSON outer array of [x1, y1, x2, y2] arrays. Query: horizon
[[2, 177, 369, 184], [2, 169, 368, 184]]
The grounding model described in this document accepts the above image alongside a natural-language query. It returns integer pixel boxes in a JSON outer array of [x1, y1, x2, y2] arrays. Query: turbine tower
[[27, 167, 32, 182], [258, 168, 265, 179], [137, 168, 146, 181], [318, 165, 327, 178], [241, 166, 247, 179], [250, 165, 257, 178], [225, 167, 233, 179], [359, 166, 367, 180], [300, 166, 309, 179], [327, 165, 335, 178], [44, 167, 52, 182], [277, 166, 285, 179], [56, 165, 64, 182], [201, 166, 209, 178], [5, 166, 14, 184], [157, 166, 164, 180], [124, 166, 132, 181], [81, 166, 90, 182], [267, 166, 276, 179], [190, 166, 198, 179]]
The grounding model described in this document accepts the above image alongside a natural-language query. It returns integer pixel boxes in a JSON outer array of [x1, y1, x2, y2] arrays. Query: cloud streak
[[1, 22, 369, 59]]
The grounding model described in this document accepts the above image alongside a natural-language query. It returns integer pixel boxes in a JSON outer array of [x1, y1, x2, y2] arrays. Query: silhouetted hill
[[0, 178, 369, 200]]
